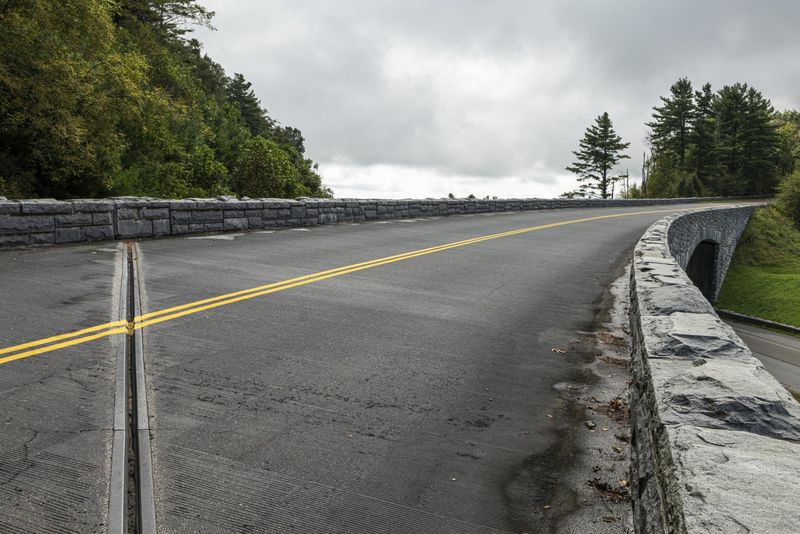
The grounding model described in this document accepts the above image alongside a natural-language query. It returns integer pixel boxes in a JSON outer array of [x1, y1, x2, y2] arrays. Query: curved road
[[0, 203, 718, 533]]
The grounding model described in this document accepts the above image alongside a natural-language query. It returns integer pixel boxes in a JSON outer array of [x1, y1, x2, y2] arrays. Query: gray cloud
[[196, 0, 800, 198]]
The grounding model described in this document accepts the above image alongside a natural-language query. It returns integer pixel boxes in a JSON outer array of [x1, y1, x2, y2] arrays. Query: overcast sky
[[194, 1, 800, 199]]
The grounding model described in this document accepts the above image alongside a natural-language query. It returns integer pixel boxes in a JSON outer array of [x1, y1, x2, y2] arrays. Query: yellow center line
[[0, 206, 721, 365]]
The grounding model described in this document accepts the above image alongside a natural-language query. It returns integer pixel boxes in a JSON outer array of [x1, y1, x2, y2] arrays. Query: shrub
[[776, 170, 800, 227]]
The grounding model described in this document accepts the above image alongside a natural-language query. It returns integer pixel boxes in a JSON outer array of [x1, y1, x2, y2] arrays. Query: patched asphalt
[[0, 244, 122, 533], [135, 206, 703, 533], [0, 204, 720, 533]]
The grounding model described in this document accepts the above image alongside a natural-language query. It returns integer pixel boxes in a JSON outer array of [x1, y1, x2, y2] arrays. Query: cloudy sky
[[194, 1, 800, 199]]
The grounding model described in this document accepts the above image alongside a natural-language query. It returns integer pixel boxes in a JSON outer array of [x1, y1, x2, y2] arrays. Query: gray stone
[[55, 212, 93, 227], [0, 214, 54, 234], [20, 199, 73, 214], [143, 207, 169, 219], [0, 201, 20, 215], [152, 219, 171, 236], [223, 217, 248, 230], [55, 227, 82, 243], [30, 232, 54, 245], [0, 234, 29, 246], [83, 225, 114, 241], [117, 207, 140, 220], [192, 210, 222, 223], [92, 212, 113, 225], [116, 219, 152, 238], [629, 205, 799, 534]]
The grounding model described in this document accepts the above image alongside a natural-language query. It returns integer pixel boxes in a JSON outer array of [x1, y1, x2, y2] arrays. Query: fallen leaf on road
[[551, 348, 566, 354], [585, 420, 597, 429]]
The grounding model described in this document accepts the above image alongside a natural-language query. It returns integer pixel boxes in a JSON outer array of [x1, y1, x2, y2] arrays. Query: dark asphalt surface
[[725, 319, 800, 394], [0, 244, 122, 533], [0, 203, 718, 533], [135, 205, 710, 534]]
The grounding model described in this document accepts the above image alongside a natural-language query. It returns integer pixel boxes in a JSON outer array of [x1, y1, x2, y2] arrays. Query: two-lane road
[[0, 203, 720, 533]]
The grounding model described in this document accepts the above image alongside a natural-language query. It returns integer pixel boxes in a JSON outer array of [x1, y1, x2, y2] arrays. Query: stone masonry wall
[[629, 205, 800, 534], [0, 195, 741, 248]]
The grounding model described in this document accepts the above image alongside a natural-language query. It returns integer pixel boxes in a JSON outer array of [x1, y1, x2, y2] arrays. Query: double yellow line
[[0, 207, 710, 366]]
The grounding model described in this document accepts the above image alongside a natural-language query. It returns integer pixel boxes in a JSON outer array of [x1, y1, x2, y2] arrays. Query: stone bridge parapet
[[630, 205, 800, 533], [0, 195, 751, 248]]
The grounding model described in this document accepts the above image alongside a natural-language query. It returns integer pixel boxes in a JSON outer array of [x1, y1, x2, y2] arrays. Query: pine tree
[[647, 78, 695, 174], [691, 83, 719, 188], [566, 112, 630, 199], [226, 73, 273, 137], [715, 83, 780, 194]]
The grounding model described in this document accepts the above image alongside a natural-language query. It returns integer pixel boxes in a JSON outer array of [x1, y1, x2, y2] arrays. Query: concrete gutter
[[629, 205, 800, 534]]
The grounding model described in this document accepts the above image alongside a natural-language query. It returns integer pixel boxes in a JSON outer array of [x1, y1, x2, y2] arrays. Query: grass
[[716, 205, 800, 328]]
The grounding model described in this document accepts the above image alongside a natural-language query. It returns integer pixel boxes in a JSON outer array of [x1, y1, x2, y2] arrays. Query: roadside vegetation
[[0, 0, 332, 200], [564, 78, 800, 200], [717, 172, 800, 327]]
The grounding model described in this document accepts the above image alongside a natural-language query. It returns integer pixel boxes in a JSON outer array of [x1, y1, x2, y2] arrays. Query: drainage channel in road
[[110, 243, 156, 534]]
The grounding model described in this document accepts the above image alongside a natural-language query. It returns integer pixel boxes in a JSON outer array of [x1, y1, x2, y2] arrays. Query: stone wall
[[629, 205, 800, 534], [0, 195, 740, 248]]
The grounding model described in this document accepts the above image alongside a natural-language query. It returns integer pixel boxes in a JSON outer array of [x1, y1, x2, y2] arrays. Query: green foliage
[[565, 112, 630, 199], [0, 0, 331, 199], [776, 170, 800, 227], [643, 78, 785, 198], [647, 78, 695, 173], [233, 137, 306, 198], [717, 205, 800, 327]]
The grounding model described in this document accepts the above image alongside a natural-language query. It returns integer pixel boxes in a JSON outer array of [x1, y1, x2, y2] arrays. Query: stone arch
[[685, 239, 719, 300]]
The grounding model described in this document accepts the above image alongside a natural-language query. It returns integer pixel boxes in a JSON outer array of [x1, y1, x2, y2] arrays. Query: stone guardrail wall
[[0, 195, 748, 248], [629, 205, 800, 534]]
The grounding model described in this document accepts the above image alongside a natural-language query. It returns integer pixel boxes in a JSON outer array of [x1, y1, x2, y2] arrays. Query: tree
[[227, 73, 273, 137], [232, 137, 307, 198], [647, 78, 695, 174], [715, 83, 780, 195], [776, 170, 800, 227], [691, 83, 719, 187], [565, 112, 630, 199]]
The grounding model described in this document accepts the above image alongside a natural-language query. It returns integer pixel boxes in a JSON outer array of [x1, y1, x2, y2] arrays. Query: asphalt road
[[0, 243, 122, 533], [725, 319, 800, 394], [0, 203, 717, 533]]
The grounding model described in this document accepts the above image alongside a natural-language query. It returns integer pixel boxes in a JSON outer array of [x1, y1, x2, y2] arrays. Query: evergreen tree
[[691, 83, 719, 188], [715, 83, 780, 194], [647, 78, 695, 174], [566, 112, 630, 199], [227, 73, 273, 137]]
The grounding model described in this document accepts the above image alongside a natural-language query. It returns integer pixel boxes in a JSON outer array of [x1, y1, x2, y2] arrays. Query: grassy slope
[[717, 205, 800, 327]]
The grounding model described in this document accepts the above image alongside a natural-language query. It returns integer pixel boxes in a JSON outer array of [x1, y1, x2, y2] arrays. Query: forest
[[0, 0, 332, 200], [566, 77, 800, 201]]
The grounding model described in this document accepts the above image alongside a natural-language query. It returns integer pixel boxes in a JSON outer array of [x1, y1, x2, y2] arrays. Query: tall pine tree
[[691, 83, 719, 187], [566, 112, 630, 199], [647, 78, 695, 174]]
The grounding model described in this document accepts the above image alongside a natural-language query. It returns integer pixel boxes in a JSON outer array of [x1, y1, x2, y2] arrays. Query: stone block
[[92, 212, 113, 225], [223, 217, 248, 230], [116, 207, 140, 220], [55, 227, 82, 243], [152, 219, 171, 236], [20, 200, 73, 214], [0, 201, 20, 215], [116, 219, 152, 238], [192, 210, 222, 223], [55, 212, 93, 227], [0, 214, 54, 234], [30, 232, 54, 245], [0, 234, 29, 246], [143, 207, 169, 219], [83, 225, 114, 241], [170, 210, 192, 223]]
